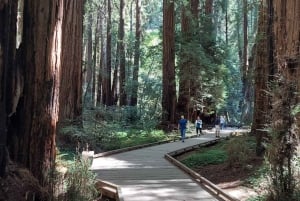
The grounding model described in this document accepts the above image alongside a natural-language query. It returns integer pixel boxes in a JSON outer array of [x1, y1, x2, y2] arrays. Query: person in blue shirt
[[178, 115, 188, 142]]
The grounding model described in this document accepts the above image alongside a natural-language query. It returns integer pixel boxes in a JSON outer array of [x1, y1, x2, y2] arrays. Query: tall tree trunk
[[84, 12, 93, 105], [119, 0, 126, 106], [0, 0, 18, 177], [177, 4, 191, 119], [241, 0, 253, 124], [251, 0, 272, 156], [59, 0, 83, 121], [8, 0, 64, 185], [92, 10, 100, 107], [130, 0, 141, 107], [98, 5, 106, 105], [105, 0, 112, 106], [162, 0, 176, 125]]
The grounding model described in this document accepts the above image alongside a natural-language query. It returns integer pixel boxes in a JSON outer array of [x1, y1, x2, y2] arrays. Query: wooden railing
[[95, 179, 124, 201], [165, 139, 239, 201]]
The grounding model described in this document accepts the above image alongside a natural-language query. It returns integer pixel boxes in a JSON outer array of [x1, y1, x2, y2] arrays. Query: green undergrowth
[[180, 135, 257, 168], [180, 139, 229, 168], [181, 149, 227, 167], [57, 107, 170, 153]]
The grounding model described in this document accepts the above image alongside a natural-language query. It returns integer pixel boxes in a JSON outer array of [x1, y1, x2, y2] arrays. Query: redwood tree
[[130, 0, 141, 108], [162, 0, 176, 125], [119, 0, 127, 106], [2, 0, 84, 186], [251, 0, 273, 156], [0, 0, 18, 177], [59, 0, 83, 121]]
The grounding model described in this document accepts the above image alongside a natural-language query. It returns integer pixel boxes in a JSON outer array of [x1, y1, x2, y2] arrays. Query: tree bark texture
[[0, 0, 18, 177], [177, 5, 191, 119], [4, 0, 83, 186], [162, 0, 176, 124], [59, 0, 83, 121], [273, 0, 300, 128], [251, 0, 273, 156]]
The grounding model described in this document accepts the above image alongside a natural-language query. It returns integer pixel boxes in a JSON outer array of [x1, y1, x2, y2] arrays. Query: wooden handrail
[[95, 179, 124, 201], [165, 152, 239, 201]]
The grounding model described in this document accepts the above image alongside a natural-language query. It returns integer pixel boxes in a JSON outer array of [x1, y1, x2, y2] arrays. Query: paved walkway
[[91, 129, 240, 201]]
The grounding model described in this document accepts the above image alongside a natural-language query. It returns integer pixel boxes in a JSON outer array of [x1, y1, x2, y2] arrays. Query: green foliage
[[246, 195, 267, 201], [225, 136, 254, 168], [181, 149, 227, 168], [57, 107, 168, 153], [64, 158, 98, 201]]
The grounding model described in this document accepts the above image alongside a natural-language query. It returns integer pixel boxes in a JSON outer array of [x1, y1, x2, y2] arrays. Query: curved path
[[91, 129, 240, 201]]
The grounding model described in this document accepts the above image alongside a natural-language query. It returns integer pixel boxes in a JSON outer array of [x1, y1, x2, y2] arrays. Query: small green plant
[[225, 136, 253, 168], [64, 157, 98, 201]]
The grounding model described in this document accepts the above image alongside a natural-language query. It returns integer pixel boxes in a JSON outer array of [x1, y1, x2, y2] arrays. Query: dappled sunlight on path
[[91, 128, 247, 201]]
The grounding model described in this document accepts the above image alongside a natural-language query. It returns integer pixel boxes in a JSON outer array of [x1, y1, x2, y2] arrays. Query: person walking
[[195, 116, 203, 136], [220, 115, 226, 130], [215, 116, 221, 138], [178, 115, 188, 142]]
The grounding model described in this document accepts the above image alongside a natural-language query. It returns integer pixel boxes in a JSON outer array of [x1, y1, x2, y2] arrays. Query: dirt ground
[[176, 149, 264, 201]]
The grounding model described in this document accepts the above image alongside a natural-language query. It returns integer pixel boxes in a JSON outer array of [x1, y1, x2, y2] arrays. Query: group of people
[[178, 115, 226, 142]]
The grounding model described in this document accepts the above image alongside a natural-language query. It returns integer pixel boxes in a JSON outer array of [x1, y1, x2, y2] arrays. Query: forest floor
[[195, 157, 264, 200], [176, 144, 265, 201]]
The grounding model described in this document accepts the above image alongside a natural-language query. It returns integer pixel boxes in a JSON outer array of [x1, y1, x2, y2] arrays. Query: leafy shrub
[[64, 157, 98, 201], [225, 136, 253, 168]]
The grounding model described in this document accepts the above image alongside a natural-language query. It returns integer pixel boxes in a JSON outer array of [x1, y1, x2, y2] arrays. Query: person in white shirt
[[195, 116, 203, 136]]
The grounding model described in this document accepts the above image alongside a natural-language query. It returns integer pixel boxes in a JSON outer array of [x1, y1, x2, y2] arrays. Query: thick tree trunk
[[162, 0, 176, 125], [273, 0, 300, 125], [252, 0, 271, 156], [6, 0, 66, 185], [177, 5, 191, 118], [0, 0, 18, 177], [264, 0, 300, 198], [59, 0, 83, 121]]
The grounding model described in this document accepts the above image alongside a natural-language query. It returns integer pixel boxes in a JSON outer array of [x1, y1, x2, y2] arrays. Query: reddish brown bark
[[59, 0, 83, 121], [162, 0, 176, 124]]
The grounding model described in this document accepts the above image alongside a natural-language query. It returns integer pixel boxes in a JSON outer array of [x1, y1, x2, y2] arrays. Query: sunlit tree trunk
[[92, 10, 101, 107], [162, 0, 176, 125], [59, 0, 83, 120], [7, 0, 63, 185]]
